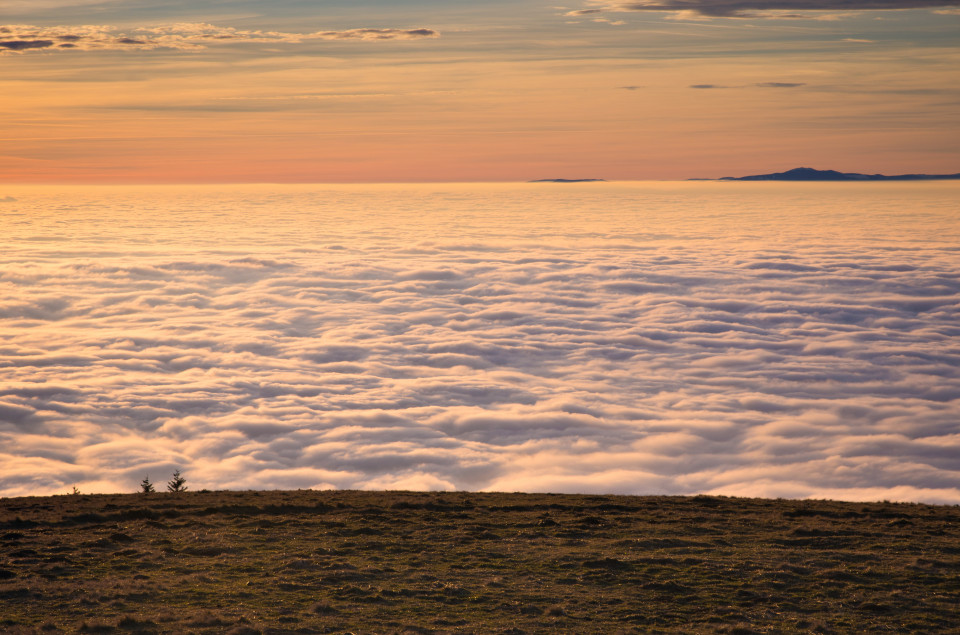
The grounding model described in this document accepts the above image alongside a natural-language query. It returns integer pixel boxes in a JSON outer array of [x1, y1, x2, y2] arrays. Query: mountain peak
[[718, 168, 960, 181]]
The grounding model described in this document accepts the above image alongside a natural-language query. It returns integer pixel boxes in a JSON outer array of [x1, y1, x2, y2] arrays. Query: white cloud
[[0, 182, 958, 503]]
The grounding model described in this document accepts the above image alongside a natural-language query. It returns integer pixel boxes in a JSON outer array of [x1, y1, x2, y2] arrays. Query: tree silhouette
[[140, 476, 155, 493], [167, 470, 187, 493]]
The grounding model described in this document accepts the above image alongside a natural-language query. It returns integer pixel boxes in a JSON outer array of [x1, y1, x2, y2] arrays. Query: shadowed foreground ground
[[1, 490, 958, 633]]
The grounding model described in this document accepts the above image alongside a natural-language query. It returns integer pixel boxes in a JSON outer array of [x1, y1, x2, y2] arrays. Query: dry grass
[[1, 490, 958, 633]]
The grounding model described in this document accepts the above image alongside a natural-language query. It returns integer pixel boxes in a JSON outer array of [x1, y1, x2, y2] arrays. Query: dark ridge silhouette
[[717, 167, 960, 181]]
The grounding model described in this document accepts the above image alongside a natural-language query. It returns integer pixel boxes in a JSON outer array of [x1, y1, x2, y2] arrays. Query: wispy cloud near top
[[1, 0, 116, 12], [0, 22, 439, 54]]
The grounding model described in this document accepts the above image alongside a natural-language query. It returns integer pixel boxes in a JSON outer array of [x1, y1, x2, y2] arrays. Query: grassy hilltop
[[1, 490, 959, 633]]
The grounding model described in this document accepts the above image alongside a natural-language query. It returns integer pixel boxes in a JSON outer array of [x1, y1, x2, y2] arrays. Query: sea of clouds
[[1, 182, 958, 502]]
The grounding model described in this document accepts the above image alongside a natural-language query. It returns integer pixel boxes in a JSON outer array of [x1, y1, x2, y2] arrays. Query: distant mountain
[[529, 178, 606, 183], [718, 167, 960, 181]]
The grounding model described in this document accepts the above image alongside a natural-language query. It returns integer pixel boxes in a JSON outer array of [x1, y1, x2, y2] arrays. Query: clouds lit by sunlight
[[1, 182, 958, 504]]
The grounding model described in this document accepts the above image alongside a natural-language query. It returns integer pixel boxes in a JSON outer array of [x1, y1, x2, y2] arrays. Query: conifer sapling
[[167, 469, 187, 493]]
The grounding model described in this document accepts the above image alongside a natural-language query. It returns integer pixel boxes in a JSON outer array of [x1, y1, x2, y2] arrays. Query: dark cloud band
[[0, 39, 54, 50], [0, 23, 439, 54], [586, 0, 960, 17]]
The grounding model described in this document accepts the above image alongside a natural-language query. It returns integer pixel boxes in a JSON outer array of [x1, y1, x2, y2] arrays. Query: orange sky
[[2, 0, 959, 182]]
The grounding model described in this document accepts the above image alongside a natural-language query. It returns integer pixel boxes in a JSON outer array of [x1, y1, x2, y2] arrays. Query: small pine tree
[[167, 469, 187, 493], [140, 476, 155, 494]]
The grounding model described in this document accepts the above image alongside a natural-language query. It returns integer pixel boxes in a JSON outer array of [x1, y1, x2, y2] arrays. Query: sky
[[2, 0, 959, 182]]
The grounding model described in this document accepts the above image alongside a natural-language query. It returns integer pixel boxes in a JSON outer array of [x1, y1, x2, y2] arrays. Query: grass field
[[1, 490, 958, 633]]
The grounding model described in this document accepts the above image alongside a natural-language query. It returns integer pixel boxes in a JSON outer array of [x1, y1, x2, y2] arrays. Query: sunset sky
[[4, 2, 960, 503], [3, 0, 959, 183]]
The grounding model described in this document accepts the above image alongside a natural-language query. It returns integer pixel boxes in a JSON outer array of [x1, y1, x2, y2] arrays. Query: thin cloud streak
[[688, 82, 807, 88]]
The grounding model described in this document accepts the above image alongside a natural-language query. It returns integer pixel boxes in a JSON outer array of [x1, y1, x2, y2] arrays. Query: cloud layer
[[0, 23, 439, 54], [1, 183, 959, 503]]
